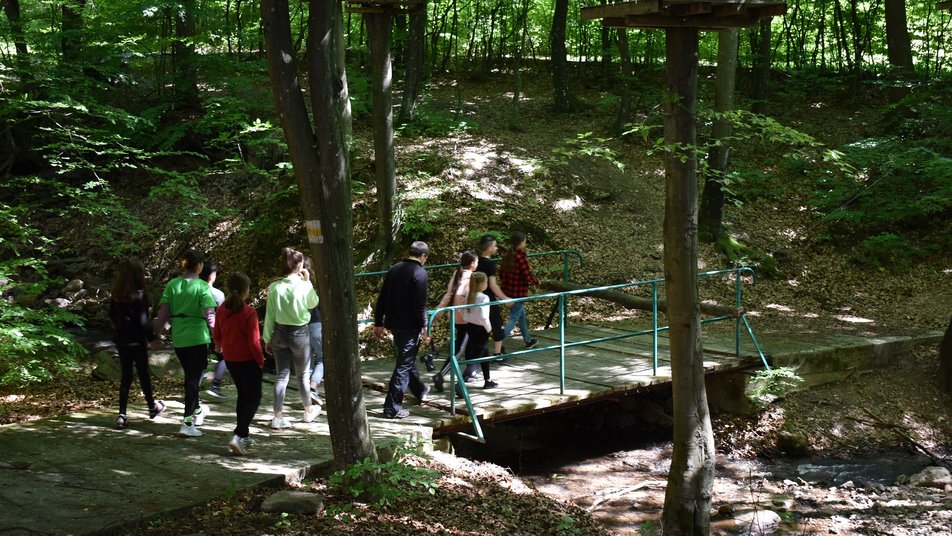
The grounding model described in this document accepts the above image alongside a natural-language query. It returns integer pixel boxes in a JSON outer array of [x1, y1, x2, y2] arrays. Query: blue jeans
[[271, 324, 312, 413], [383, 329, 427, 417], [503, 300, 531, 343], [308, 321, 324, 387]]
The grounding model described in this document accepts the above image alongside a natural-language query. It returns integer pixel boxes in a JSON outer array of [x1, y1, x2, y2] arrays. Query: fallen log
[[539, 280, 744, 318]]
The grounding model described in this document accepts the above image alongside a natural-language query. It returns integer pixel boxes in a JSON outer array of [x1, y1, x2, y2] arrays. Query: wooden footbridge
[[360, 322, 765, 440], [357, 251, 768, 442]]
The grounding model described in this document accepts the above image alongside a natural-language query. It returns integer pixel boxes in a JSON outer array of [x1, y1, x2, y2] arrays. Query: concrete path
[[0, 371, 431, 536]]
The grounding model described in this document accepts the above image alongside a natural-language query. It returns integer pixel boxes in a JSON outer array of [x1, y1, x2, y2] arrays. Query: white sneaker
[[240, 436, 255, 448], [303, 404, 321, 423], [193, 404, 209, 426], [179, 422, 203, 437], [270, 416, 291, 429], [228, 434, 246, 455]]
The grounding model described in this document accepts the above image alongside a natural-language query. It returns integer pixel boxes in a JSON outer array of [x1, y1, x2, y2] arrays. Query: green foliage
[[398, 196, 441, 239], [0, 205, 86, 388], [748, 367, 803, 407], [552, 132, 625, 172], [328, 442, 440, 510], [556, 514, 583, 535], [856, 232, 917, 268], [146, 171, 222, 236], [397, 108, 474, 138], [466, 229, 507, 245]]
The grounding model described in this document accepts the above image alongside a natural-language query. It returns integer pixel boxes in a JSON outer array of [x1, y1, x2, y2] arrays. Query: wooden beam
[[581, 0, 661, 20], [938, 0, 952, 10], [539, 280, 744, 318], [665, 2, 712, 16], [623, 13, 762, 29]]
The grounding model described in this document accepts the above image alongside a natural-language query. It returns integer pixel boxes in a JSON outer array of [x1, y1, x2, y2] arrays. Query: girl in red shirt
[[213, 272, 263, 456]]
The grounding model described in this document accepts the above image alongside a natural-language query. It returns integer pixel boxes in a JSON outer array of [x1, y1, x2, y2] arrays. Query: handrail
[[354, 249, 584, 325], [427, 265, 767, 442]]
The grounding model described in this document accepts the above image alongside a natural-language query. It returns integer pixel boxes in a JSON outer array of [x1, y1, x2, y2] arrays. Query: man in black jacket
[[374, 241, 432, 419]]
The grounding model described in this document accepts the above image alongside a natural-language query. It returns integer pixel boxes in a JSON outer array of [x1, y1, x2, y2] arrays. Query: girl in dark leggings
[[153, 249, 217, 437], [109, 258, 165, 429]]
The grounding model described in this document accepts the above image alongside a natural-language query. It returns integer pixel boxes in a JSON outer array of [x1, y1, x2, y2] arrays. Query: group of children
[[108, 233, 540, 453], [430, 232, 540, 395], [108, 247, 323, 456]]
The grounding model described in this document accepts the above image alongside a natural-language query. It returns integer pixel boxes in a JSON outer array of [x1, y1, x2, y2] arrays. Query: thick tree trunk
[[174, 0, 200, 108], [3, 0, 28, 57], [550, 0, 574, 113], [262, 0, 377, 467], [884, 0, 913, 69], [366, 14, 399, 264], [699, 29, 738, 242], [398, 7, 426, 125], [660, 27, 715, 536], [61, 0, 86, 64], [750, 18, 771, 114], [939, 316, 952, 394]]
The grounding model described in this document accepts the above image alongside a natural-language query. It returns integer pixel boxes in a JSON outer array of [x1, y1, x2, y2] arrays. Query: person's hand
[[374, 326, 386, 340], [422, 335, 432, 346], [148, 339, 162, 350], [300, 268, 310, 281], [265, 343, 273, 354]]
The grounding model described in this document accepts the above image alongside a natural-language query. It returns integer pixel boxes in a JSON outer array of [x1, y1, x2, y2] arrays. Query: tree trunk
[[366, 13, 399, 264], [4, 0, 28, 57], [939, 316, 952, 394], [398, 7, 426, 125], [884, 0, 913, 69], [750, 18, 771, 114], [262, 0, 377, 468], [612, 28, 633, 136], [550, 0, 574, 113], [174, 0, 200, 109], [699, 29, 737, 243], [660, 27, 715, 536], [508, 0, 530, 130], [599, 0, 612, 90], [61, 0, 86, 64]]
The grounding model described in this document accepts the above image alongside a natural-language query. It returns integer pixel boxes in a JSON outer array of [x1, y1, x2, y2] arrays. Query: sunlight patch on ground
[[765, 303, 794, 312], [800, 312, 820, 318], [552, 196, 583, 212], [787, 279, 800, 286], [3, 394, 25, 403], [834, 314, 876, 324]]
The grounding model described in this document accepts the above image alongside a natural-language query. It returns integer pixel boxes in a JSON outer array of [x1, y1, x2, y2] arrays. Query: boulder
[[46, 298, 71, 308], [734, 509, 782, 534], [908, 466, 952, 489], [260, 490, 324, 515], [91, 351, 121, 381], [63, 279, 84, 293]]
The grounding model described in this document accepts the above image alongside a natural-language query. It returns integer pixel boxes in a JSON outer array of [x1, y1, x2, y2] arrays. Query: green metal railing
[[354, 249, 584, 326], [428, 265, 768, 443]]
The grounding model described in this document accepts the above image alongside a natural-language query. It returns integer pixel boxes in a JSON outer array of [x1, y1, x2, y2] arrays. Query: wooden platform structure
[[581, 0, 786, 30], [360, 323, 763, 437]]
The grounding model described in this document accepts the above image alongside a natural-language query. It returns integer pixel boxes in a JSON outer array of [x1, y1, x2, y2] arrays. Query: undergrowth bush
[[328, 441, 439, 512]]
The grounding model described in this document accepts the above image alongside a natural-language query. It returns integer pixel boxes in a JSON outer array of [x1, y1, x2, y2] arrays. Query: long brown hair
[[500, 232, 526, 272], [467, 272, 487, 305], [224, 272, 251, 313], [112, 258, 146, 303], [449, 251, 478, 296], [279, 247, 304, 275]]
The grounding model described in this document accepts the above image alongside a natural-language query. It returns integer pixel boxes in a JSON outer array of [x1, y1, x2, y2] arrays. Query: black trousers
[[463, 323, 491, 381], [174, 344, 208, 421], [226, 360, 262, 438], [383, 329, 427, 417], [117, 343, 155, 415]]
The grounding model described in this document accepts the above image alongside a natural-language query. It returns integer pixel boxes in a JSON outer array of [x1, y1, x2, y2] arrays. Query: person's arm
[[478, 298, 492, 333], [247, 307, 265, 367], [374, 272, 390, 339], [153, 302, 170, 335], [212, 307, 222, 351], [415, 270, 430, 339], [520, 251, 540, 287], [263, 288, 276, 348], [204, 307, 216, 330], [488, 275, 509, 302], [432, 274, 454, 323]]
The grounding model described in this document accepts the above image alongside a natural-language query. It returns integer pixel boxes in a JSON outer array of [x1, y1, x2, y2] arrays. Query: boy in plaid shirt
[[498, 231, 539, 349]]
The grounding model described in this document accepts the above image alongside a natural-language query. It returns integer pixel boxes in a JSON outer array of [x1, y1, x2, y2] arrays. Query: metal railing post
[[559, 294, 566, 394], [652, 281, 659, 376]]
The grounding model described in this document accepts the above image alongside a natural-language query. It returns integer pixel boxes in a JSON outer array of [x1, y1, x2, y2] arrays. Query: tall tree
[[699, 29, 738, 242], [550, 0, 575, 112], [61, 0, 86, 64], [366, 12, 399, 265], [661, 26, 716, 535], [884, 0, 913, 69], [3, 0, 28, 57], [749, 18, 771, 114], [261, 0, 376, 468], [174, 0, 200, 108], [398, 6, 426, 125]]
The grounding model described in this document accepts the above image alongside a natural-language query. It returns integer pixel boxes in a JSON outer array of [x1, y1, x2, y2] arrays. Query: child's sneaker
[[270, 416, 291, 429], [193, 404, 209, 426], [179, 422, 202, 437], [205, 385, 224, 398], [228, 434, 246, 455]]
